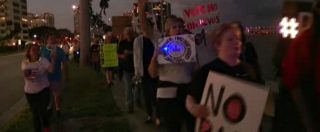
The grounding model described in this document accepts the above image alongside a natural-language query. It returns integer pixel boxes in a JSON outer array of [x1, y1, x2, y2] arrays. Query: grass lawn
[[0, 63, 129, 132]]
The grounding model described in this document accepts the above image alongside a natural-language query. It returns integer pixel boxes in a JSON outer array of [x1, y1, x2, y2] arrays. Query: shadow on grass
[[1, 63, 129, 132]]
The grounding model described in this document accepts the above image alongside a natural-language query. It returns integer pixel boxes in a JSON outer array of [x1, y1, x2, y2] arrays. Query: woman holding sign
[[103, 33, 118, 87], [149, 16, 197, 132], [186, 23, 262, 131], [139, 0, 198, 131]]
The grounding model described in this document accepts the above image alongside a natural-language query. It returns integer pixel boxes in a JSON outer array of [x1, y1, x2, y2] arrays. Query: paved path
[[0, 53, 26, 127], [110, 77, 167, 132]]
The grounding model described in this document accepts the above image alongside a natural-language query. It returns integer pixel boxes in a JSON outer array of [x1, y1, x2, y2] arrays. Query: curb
[[0, 97, 27, 128]]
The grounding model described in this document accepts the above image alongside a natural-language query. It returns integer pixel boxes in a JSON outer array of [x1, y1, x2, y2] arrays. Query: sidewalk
[[110, 76, 166, 132]]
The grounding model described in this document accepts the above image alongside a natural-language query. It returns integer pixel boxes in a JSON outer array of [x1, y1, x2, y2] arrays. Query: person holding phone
[[22, 44, 55, 132]]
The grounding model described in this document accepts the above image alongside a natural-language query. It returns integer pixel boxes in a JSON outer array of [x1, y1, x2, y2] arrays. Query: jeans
[[142, 77, 157, 117], [123, 71, 134, 111], [25, 88, 51, 132], [158, 98, 183, 132]]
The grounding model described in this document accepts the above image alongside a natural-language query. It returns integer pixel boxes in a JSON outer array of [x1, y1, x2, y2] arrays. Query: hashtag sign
[[279, 17, 299, 39]]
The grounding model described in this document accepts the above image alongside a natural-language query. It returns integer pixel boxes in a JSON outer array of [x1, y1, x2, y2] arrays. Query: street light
[[18, 39, 21, 52], [33, 34, 37, 38]]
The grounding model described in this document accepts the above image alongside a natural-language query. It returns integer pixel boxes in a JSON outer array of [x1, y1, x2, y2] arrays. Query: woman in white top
[[21, 44, 55, 132], [140, 1, 197, 131]]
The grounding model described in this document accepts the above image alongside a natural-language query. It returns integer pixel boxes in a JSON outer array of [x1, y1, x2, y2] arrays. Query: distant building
[[132, 1, 171, 34], [27, 12, 55, 28], [43, 12, 54, 27], [112, 16, 132, 37], [0, 0, 28, 40]]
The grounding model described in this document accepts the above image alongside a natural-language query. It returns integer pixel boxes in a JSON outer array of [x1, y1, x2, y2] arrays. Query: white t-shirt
[[155, 34, 197, 98], [158, 63, 196, 83], [21, 57, 50, 94]]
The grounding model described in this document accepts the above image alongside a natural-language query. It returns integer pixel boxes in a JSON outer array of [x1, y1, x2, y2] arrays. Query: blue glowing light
[[161, 41, 185, 57], [163, 47, 168, 52]]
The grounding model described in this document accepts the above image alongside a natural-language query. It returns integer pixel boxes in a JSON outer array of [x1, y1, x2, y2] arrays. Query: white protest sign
[[196, 72, 269, 132], [158, 34, 196, 64]]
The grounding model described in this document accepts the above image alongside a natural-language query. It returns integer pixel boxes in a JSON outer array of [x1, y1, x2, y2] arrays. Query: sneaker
[[145, 116, 152, 124]]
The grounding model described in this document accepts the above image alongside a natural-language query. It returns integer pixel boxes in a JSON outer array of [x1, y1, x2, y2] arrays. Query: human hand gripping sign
[[192, 104, 209, 118], [191, 104, 212, 132]]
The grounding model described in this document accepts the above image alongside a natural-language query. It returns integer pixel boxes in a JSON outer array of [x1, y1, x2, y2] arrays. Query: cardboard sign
[[196, 72, 269, 132], [101, 44, 119, 68], [158, 34, 196, 64], [183, 2, 220, 31]]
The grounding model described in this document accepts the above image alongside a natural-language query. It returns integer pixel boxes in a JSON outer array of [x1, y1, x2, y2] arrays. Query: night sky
[[27, 0, 134, 31], [27, 0, 302, 32]]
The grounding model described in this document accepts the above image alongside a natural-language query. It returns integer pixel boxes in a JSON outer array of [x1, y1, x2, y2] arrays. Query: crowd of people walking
[[21, 0, 320, 132]]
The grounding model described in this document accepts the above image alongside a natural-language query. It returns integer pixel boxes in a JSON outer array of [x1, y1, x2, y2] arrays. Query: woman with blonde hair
[[141, 3, 197, 132]]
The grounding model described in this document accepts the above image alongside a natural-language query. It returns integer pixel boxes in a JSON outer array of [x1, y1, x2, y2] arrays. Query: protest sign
[[158, 34, 196, 64], [182, 2, 220, 31], [101, 44, 119, 68], [196, 72, 269, 132]]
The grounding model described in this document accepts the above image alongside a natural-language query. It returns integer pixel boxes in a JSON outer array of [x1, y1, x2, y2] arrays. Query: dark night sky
[[27, 0, 300, 32], [27, 0, 134, 31]]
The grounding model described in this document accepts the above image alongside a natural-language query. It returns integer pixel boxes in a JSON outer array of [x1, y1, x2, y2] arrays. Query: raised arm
[[133, 37, 141, 77], [138, 0, 149, 36]]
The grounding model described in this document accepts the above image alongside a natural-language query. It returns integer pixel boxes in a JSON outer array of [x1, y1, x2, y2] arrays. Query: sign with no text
[[196, 72, 269, 132]]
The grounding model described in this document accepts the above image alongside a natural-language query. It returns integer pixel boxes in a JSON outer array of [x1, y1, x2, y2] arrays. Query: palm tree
[[92, 0, 109, 27], [89, 0, 111, 45], [99, 0, 109, 16]]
